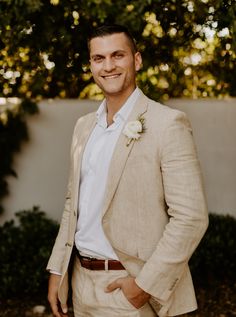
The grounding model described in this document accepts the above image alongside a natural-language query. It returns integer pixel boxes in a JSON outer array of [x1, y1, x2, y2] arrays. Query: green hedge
[[190, 213, 236, 285], [0, 209, 235, 299], [0, 206, 59, 298]]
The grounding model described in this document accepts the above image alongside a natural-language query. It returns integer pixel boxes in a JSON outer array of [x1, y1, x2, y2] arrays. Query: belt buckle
[[105, 259, 109, 272]]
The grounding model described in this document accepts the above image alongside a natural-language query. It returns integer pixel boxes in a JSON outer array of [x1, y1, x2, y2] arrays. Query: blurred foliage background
[[0, 0, 236, 103]]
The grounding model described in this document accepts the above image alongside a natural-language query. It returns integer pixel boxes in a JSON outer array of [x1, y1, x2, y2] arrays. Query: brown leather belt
[[76, 250, 125, 271]]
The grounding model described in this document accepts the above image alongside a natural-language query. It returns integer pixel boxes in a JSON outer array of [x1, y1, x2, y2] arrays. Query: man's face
[[89, 33, 142, 98]]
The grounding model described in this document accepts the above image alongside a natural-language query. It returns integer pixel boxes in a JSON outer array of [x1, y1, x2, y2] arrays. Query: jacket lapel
[[101, 92, 149, 217]]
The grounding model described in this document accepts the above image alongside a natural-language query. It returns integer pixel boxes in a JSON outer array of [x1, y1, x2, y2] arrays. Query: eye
[[114, 53, 124, 59], [93, 56, 103, 63]]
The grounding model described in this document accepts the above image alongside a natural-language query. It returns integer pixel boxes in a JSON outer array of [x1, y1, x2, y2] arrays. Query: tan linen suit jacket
[[47, 91, 208, 316]]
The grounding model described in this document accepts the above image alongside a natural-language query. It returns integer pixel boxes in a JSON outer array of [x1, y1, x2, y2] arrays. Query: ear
[[134, 52, 142, 71]]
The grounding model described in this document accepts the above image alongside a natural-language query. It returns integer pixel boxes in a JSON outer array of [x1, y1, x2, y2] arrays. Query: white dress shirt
[[75, 88, 140, 260]]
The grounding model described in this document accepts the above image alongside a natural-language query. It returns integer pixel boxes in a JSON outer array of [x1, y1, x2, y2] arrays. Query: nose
[[103, 57, 115, 72]]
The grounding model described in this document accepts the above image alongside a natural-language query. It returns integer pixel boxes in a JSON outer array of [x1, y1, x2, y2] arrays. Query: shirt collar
[[96, 87, 141, 126]]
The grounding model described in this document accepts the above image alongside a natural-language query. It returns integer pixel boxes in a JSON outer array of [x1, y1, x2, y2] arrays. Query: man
[[47, 24, 208, 317]]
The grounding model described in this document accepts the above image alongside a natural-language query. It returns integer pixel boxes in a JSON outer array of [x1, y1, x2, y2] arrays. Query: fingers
[[48, 294, 69, 317], [61, 303, 68, 315], [47, 289, 62, 317], [105, 277, 124, 292], [50, 299, 62, 317], [48, 273, 67, 317], [49, 300, 68, 317]]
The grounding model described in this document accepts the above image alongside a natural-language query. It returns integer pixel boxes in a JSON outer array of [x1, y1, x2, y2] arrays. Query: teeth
[[103, 74, 120, 79]]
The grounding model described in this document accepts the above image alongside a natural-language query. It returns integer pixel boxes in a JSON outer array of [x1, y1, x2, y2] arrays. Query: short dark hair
[[87, 24, 137, 53]]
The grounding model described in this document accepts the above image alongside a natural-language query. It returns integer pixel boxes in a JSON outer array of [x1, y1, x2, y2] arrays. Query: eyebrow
[[90, 49, 127, 59]]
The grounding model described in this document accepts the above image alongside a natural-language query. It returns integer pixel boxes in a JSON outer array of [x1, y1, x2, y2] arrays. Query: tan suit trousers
[[72, 257, 156, 317]]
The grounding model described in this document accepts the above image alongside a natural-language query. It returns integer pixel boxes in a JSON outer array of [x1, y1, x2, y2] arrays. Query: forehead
[[89, 33, 133, 56]]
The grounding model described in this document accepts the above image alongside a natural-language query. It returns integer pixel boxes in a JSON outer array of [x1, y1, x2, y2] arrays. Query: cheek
[[120, 61, 136, 75], [90, 64, 101, 75]]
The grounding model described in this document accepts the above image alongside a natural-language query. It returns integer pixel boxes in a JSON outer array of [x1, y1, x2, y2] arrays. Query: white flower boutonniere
[[123, 114, 146, 146]]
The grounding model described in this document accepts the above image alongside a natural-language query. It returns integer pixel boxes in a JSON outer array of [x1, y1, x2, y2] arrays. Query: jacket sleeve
[[135, 111, 208, 302], [46, 159, 73, 273], [46, 119, 81, 273]]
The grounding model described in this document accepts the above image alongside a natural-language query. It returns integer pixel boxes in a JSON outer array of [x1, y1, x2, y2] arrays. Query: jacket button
[[65, 242, 72, 247]]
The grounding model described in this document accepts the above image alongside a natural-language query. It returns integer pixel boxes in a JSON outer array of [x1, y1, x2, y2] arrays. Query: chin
[[103, 87, 123, 95]]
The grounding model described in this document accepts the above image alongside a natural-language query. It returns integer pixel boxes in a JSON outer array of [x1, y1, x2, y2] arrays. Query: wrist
[[133, 278, 150, 297], [134, 279, 151, 297]]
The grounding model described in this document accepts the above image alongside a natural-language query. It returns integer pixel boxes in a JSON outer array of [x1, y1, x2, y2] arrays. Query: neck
[[105, 87, 136, 126]]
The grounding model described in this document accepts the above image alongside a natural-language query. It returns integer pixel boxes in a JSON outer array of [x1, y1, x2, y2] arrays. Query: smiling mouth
[[102, 74, 121, 79]]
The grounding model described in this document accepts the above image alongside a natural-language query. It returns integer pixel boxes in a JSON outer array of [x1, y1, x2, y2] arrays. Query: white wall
[[1, 98, 235, 224]]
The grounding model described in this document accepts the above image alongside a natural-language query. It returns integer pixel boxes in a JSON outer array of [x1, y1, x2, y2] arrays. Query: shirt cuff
[[49, 270, 62, 276]]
